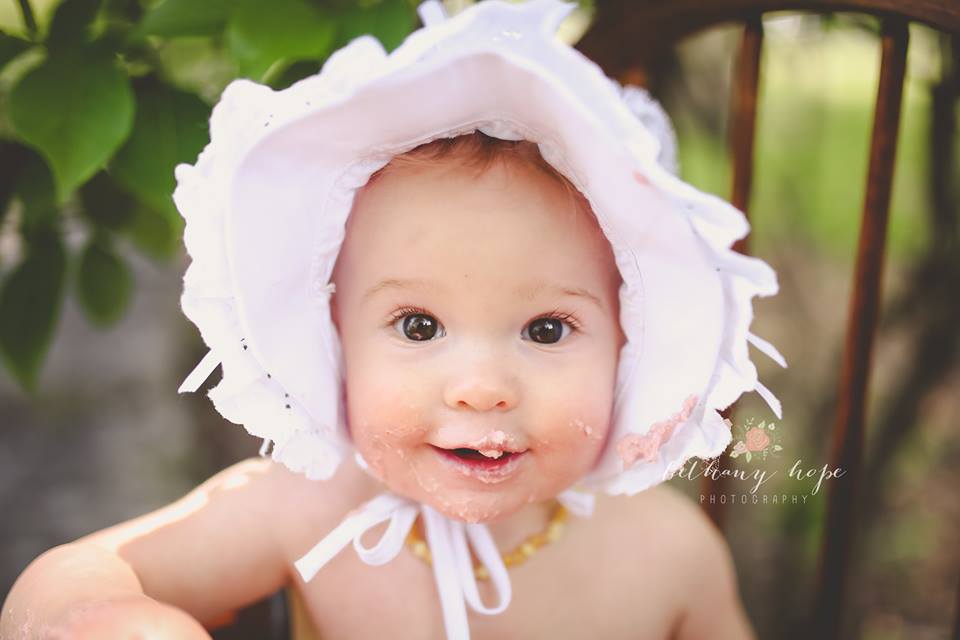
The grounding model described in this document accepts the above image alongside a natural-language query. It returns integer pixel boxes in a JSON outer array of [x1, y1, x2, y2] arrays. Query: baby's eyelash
[[386, 305, 434, 327], [539, 308, 582, 331], [385, 306, 582, 332]]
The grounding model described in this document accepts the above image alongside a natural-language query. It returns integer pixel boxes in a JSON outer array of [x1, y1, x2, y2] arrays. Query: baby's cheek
[[532, 405, 612, 481], [347, 376, 428, 471]]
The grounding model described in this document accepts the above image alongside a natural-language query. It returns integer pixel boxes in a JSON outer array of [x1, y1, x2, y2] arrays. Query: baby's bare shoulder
[[598, 483, 716, 553], [262, 457, 383, 561], [594, 484, 754, 638]]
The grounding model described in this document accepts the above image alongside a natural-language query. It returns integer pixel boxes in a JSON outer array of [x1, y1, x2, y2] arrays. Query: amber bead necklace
[[404, 500, 568, 581]]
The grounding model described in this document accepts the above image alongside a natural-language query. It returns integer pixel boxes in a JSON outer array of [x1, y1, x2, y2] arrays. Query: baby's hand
[[46, 593, 211, 640]]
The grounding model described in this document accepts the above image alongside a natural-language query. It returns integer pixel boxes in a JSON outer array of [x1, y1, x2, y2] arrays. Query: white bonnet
[[175, 0, 786, 498]]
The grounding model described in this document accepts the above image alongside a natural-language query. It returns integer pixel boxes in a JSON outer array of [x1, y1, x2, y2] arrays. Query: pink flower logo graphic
[[745, 427, 771, 452], [728, 419, 782, 463]]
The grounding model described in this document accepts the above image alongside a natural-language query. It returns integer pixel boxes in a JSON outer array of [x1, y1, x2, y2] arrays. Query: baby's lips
[[429, 444, 527, 460], [431, 427, 527, 455], [430, 440, 528, 459]]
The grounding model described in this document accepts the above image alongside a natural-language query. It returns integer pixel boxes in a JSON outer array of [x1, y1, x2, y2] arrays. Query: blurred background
[[0, 1, 957, 639]]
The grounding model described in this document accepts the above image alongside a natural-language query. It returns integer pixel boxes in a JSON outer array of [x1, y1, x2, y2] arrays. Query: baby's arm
[[1, 457, 295, 639]]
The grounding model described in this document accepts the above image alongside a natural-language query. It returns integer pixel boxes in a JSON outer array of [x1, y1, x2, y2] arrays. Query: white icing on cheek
[[569, 418, 602, 440], [356, 419, 429, 486], [408, 456, 441, 495]]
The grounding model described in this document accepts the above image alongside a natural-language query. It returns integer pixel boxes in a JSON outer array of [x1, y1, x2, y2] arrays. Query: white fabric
[[175, 1, 787, 637], [176, 348, 219, 393]]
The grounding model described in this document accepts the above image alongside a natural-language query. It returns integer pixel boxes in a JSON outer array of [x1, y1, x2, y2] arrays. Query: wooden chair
[[579, 1, 960, 638], [213, 2, 960, 638]]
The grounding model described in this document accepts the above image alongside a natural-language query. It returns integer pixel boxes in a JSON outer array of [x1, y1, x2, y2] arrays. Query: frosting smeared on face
[[616, 394, 699, 468], [331, 154, 624, 523]]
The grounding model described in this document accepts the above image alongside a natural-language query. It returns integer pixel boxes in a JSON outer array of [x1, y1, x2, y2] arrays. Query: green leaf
[[111, 81, 209, 216], [47, 0, 102, 48], [226, 0, 335, 80], [9, 47, 134, 202], [773, 445, 783, 451], [0, 142, 34, 226], [745, 452, 752, 462], [266, 59, 320, 90], [136, 0, 231, 37], [79, 171, 137, 230], [76, 236, 133, 326], [0, 232, 67, 392], [0, 31, 31, 71], [336, 0, 416, 52], [13, 150, 58, 234], [127, 205, 182, 260]]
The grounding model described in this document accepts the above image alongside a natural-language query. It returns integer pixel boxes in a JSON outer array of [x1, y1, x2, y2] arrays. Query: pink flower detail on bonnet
[[617, 394, 698, 468]]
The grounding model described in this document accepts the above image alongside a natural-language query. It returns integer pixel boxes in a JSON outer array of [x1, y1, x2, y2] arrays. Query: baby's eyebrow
[[362, 278, 441, 302], [362, 278, 603, 309], [517, 283, 604, 310]]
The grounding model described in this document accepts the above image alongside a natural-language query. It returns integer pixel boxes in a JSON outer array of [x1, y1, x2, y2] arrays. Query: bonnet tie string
[[457, 522, 511, 614], [556, 488, 595, 518], [293, 492, 514, 640], [293, 489, 592, 639], [177, 349, 221, 393], [422, 506, 471, 638], [294, 493, 417, 580], [420, 505, 512, 638]]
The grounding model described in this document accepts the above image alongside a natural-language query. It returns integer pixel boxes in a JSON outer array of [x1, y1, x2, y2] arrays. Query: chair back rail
[[578, 1, 960, 75], [814, 17, 908, 637]]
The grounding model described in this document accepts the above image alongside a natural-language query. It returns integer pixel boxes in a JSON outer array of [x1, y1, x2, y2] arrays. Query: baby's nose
[[443, 368, 519, 412]]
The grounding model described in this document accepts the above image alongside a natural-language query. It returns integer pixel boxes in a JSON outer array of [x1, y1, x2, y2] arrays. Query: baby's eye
[[523, 314, 579, 345], [391, 308, 445, 342]]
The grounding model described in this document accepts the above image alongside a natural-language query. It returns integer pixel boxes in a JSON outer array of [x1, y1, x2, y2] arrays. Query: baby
[[2, 134, 754, 640], [2, 1, 781, 638]]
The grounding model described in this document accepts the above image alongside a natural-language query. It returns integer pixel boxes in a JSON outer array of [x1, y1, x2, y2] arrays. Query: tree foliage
[[0, 0, 419, 391]]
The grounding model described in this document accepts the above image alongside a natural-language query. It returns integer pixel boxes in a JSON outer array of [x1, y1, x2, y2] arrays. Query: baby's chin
[[363, 445, 584, 523], [413, 486, 538, 524], [376, 464, 544, 524]]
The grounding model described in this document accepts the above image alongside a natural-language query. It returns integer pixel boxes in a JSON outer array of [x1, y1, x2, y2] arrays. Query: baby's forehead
[[336, 159, 620, 305], [351, 157, 599, 240]]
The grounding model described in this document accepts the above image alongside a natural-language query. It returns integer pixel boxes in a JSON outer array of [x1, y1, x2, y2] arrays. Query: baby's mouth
[[429, 444, 529, 481], [446, 447, 517, 461]]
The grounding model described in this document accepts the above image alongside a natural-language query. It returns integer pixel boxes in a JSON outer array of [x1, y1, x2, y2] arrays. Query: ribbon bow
[[294, 489, 594, 639]]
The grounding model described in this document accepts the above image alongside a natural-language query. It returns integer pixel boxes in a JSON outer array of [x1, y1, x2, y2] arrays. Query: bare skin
[[1, 157, 755, 639]]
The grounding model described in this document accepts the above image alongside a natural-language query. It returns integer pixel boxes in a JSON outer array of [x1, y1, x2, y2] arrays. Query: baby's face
[[331, 158, 624, 523]]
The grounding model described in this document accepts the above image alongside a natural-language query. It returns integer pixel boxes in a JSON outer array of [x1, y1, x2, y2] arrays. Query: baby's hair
[[367, 131, 595, 227]]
